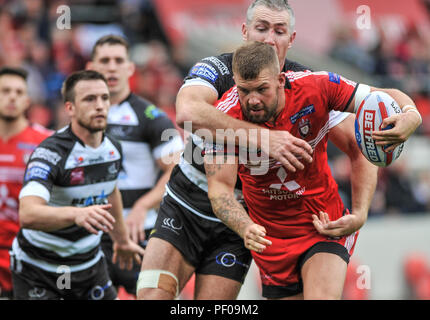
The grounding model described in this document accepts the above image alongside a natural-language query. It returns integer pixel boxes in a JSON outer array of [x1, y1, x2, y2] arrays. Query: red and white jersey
[[215, 71, 358, 238], [0, 124, 52, 246]]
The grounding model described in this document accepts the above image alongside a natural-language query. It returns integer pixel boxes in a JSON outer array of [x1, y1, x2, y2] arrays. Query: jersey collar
[[67, 124, 106, 147]]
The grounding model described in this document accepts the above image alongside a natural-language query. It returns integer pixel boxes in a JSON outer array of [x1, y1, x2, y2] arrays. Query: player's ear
[[288, 31, 296, 49], [241, 23, 248, 41], [85, 61, 93, 70], [278, 72, 286, 88], [23, 95, 31, 111], [64, 101, 74, 116], [127, 61, 136, 78]]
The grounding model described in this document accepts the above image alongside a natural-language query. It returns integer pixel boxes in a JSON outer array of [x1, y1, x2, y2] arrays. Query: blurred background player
[[10, 70, 144, 300], [0, 67, 52, 299], [87, 35, 183, 297]]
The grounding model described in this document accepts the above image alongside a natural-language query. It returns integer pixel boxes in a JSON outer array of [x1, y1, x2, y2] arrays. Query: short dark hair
[[91, 34, 130, 60], [61, 70, 107, 103], [232, 41, 279, 80], [0, 67, 28, 81]]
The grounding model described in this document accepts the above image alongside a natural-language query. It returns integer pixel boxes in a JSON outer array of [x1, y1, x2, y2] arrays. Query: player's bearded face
[[236, 69, 281, 124], [71, 80, 110, 133], [241, 95, 278, 124]]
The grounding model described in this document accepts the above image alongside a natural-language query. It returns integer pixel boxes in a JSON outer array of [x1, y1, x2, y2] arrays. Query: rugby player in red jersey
[[0, 67, 52, 298], [205, 42, 420, 299]]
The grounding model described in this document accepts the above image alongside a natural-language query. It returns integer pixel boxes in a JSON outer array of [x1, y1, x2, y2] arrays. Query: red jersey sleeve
[[215, 86, 241, 118], [317, 71, 358, 112]]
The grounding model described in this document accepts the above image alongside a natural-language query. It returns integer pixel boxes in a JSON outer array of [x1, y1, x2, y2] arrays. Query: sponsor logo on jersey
[[329, 72, 341, 84], [24, 161, 51, 181], [107, 163, 118, 175], [17, 142, 38, 151], [121, 114, 131, 122], [290, 104, 315, 124], [107, 126, 133, 138], [261, 167, 305, 200], [74, 156, 84, 166], [202, 56, 230, 75], [161, 217, 182, 235], [70, 167, 85, 185], [144, 105, 164, 120], [215, 252, 249, 268], [31, 147, 61, 165], [0, 184, 19, 222], [269, 167, 300, 191], [189, 63, 219, 83], [0, 154, 15, 162], [28, 287, 47, 299], [71, 190, 108, 206]]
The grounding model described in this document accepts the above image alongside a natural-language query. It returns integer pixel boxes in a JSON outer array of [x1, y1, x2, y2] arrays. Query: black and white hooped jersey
[[12, 125, 122, 272], [106, 93, 183, 229]]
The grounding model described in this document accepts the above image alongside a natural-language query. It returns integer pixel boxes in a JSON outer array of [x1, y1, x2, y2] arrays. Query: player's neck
[[71, 123, 104, 148], [110, 87, 131, 105], [0, 117, 28, 141]]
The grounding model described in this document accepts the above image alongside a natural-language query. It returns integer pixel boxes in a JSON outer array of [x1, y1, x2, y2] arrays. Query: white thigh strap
[[137, 269, 179, 298]]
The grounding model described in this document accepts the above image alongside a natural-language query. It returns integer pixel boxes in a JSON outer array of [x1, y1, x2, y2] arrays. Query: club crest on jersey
[[70, 167, 85, 185], [298, 118, 311, 138]]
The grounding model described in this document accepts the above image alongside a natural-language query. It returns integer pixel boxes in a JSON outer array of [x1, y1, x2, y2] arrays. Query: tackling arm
[[204, 153, 271, 252], [176, 85, 313, 172]]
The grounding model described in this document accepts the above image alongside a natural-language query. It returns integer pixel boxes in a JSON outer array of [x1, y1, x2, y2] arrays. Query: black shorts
[[100, 231, 149, 295], [11, 256, 117, 300], [262, 241, 350, 299], [150, 193, 252, 284]]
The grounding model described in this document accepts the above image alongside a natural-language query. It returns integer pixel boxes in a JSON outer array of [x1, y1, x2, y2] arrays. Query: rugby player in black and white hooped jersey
[[136, 0, 381, 300], [10, 70, 145, 300], [87, 35, 184, 297]]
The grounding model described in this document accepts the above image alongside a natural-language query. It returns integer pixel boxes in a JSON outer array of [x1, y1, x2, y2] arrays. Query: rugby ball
[[355, 91, 404, 167]]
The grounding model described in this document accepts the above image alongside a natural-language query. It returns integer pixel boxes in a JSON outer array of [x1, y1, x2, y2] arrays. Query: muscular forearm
[[19, 199, 78, 231], [209, 192, 253, 239], [349, 156, 378, 227], [378, 88, 415, 108]]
